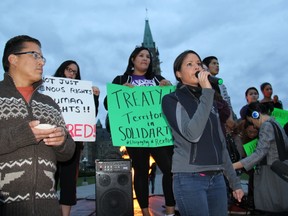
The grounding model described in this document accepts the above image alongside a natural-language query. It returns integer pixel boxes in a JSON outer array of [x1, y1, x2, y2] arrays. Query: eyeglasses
[[65, 67, 78, 75], [14, 51, 46, 64]]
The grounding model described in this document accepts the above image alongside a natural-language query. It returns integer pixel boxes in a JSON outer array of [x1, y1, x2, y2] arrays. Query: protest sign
[[272, 108, 288, 127], [243, 139, 258, 157], [40, 76, 96, 141], [107, 84, 175, 147]]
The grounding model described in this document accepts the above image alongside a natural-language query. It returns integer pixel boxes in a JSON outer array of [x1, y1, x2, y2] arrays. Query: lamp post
[[82, 157, 88, 185]]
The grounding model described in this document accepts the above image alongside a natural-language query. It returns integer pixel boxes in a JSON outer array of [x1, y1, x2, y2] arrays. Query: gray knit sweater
[[0, 73, 75, 216]]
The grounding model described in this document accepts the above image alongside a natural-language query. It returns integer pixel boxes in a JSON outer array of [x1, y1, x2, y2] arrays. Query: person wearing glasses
[[0, 35, 75, 216], [53, 60, 100, 216]]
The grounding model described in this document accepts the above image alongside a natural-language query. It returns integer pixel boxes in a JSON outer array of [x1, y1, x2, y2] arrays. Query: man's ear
[[8, 54, 17, 65]]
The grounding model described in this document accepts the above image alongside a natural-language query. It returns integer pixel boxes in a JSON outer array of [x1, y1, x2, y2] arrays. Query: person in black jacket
[[53, 60, 100, 216], [103, 46, 175, 216]]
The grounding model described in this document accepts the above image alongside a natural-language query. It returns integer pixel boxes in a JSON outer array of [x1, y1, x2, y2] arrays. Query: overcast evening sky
[[1, 0, 288, 125]]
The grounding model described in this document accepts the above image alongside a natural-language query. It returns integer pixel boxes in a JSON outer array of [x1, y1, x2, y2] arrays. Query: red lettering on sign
[[66, 124, 96, 139]]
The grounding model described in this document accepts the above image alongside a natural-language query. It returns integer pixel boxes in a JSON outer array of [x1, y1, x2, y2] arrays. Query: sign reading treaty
[[107, 84, 176, 147], [40, 76, 96, 142]]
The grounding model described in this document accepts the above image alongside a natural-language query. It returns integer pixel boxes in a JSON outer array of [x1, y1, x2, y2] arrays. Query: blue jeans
[[173, 172, 227, 216]]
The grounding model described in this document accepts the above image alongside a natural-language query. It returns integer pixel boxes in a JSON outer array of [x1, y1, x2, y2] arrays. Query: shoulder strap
[[271, 121, 288, 161], [119, 74, 128, 84], [154, 75, 163, 85]]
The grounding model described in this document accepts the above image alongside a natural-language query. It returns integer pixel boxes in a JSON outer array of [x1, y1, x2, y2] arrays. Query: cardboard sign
[[107, 84, 176, 147], [40, 76, 96, 142]]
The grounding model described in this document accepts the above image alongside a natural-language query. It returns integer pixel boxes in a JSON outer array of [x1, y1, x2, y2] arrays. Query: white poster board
[[40, 76, 96, 142]]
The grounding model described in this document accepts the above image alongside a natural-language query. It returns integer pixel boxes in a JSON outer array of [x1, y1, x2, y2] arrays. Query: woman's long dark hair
[[123, 46, 154, 79], [53, 60, 81, 80]]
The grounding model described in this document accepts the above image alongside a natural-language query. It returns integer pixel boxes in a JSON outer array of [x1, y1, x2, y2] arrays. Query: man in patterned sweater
[[0, 35, 75, 216]]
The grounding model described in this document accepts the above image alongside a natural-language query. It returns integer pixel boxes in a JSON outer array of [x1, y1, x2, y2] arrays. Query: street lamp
[[82, 157, 88, 185]]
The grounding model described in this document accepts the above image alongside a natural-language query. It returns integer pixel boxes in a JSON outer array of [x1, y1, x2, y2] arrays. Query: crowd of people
[[1, 34, 288, 216]]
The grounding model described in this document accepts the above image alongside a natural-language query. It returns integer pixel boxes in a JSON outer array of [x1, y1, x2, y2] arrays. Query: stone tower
[[141, 18, 161, 75]]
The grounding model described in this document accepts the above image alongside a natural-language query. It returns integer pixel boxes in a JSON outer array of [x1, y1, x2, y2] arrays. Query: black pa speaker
[[95, 159, 133, 216]]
